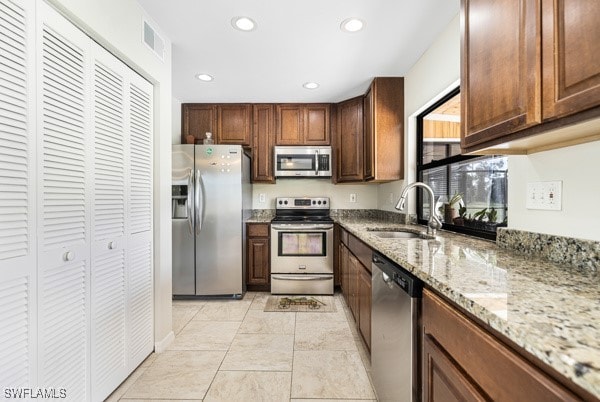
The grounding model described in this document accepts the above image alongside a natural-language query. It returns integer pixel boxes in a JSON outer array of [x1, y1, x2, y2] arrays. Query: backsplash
[[497, 228, 599, 271], [330, 209, 407, 224]]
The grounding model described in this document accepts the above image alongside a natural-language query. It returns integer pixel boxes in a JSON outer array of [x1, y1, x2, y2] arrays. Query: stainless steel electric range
[[270, 197, 334, 295]]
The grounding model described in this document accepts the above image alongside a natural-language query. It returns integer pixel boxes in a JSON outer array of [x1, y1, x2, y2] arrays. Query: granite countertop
[[335, 217, 600, 398]]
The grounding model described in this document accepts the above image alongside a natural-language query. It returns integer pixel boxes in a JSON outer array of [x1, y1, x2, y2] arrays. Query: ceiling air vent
[[142, 19, 164, 61]]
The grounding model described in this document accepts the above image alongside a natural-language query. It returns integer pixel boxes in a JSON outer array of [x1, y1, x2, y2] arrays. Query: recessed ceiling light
[[340, 18, 364, 33], [195, 73, 213, 82], [303, 82, 319, 90], [231, 16, 256, 32]]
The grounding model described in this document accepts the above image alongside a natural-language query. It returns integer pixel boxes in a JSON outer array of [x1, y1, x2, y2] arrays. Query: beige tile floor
[[106, 292, 376, 402]]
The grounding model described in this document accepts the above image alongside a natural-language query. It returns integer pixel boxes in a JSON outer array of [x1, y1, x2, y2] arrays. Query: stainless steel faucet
[[395, 182, 443, 236]]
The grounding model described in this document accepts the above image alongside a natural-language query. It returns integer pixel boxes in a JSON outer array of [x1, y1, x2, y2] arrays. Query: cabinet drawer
[[348, 234, 371, 273], [247, 223, 269, 237], [423, 289, 579, 402]]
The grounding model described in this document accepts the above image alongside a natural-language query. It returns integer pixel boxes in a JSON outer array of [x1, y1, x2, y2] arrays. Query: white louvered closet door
[[127, 72, 154, 370], [89, 44, 128, 401], [0, 0, 36, 392], [36, 3, 92, 401]]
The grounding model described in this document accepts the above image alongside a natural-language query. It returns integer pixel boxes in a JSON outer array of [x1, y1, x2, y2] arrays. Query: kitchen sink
[[367, 229, 434, 240]]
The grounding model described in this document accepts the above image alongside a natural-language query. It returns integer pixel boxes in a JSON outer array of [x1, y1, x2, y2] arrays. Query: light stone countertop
[[335, 217, 600, 399]]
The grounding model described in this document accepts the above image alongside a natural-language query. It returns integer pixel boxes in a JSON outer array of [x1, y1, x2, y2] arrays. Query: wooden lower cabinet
[[423, 289, 581, 402], [246, 223, 270, 291], [358, 267, 371, 349], [339, 229, 372, 350], [340, 242, 350, 306], [423, 333, 487, 402]]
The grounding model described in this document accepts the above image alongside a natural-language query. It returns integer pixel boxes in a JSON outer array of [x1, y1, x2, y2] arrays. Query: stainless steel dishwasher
[[372, 251, 423, 402]]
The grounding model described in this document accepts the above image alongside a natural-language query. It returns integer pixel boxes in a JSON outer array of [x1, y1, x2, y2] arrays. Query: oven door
[[270, 223, 334, 274]]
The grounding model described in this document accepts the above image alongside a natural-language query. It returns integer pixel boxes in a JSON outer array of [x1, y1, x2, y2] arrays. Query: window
[[417, 88, 508, 240]]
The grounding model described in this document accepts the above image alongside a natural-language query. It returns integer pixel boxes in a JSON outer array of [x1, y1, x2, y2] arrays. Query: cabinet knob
[[63, 251, 75, 262], [108, 241, 116, 250]]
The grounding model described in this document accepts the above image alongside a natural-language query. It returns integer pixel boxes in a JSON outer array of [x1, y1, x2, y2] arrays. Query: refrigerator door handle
[[186, 168, 194, 235], [195, 169, 205, 236]]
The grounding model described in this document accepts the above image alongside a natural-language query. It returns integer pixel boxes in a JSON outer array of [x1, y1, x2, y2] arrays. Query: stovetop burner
[[273, 196, 332, 223]]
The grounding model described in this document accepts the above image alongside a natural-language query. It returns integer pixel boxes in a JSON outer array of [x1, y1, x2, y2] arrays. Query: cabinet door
[[461, 0, 541, 149], [363, 89, 374, 180], [182, 104, 216, 144], [542, 0, 600, 120], [0, 0, 37, 390], [276, 104, 303, 144], [247, 237, 270, 286], [340, 243, 350, 306], [217, 104, 252, 146], [423, 290, 580, 402], [358, 266, 371, 350], [252, 105, 275, 183], [348, 254, 360, 321], [423, 334, 488, 402], [37, 3, 92, 399], [336, 97, 364, 182], [305, 104, 330, 144]]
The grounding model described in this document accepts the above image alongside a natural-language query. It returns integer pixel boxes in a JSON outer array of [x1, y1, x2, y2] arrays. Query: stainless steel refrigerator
[[172, 144, 251, 297]]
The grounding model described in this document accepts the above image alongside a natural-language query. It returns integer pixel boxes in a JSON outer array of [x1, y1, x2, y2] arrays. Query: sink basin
[[368, 230, 434, 239]]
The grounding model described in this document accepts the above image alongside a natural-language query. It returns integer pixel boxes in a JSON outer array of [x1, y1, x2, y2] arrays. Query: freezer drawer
[[271, 274, 333, 295]]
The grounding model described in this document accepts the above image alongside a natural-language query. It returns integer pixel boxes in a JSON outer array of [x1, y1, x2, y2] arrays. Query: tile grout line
[[200, 296, 253, 400]]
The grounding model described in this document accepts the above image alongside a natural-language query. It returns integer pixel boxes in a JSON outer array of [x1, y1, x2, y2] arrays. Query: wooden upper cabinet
[[363, 88, 374, 180], [181, 104, 252, 146], [366, 77, 404, 182], [461, 0, 600, 153], [252, 104, 275, 183], [275, 104, 330, 145], [336, 97, 364, 182], [181, 104, 217, 144], [542, 0, 600, 120], [305, 104, 330, 144], [461, 0, 541, 149], [217, 104, 252, 146], [276, 105, 303, 144]]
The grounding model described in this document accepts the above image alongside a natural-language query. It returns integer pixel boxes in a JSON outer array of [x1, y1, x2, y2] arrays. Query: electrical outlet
[[350, 193, 357, 203], [526, 181, 562, 210], [259, 193, 266, 203]]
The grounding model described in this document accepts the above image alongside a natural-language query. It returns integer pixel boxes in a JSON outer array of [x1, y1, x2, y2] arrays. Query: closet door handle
[[63, 251, 75, 262]]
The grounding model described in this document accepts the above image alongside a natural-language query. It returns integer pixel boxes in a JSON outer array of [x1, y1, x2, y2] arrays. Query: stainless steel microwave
[[274, 146, 332, 177]]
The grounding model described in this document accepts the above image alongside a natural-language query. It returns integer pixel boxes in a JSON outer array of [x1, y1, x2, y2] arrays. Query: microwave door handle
[[186, 168, 194, 235], [314, 150, 319, 176]]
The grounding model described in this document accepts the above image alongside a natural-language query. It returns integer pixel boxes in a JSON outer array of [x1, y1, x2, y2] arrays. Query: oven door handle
[[272, 275, 331, 281], [271, 224, 334, 231]]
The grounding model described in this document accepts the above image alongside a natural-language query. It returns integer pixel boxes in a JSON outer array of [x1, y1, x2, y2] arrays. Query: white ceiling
[[137, 0, 459, 103]]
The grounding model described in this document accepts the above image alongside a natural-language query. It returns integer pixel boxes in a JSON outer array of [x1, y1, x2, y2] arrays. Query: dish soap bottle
[[203, 132, 214, 144]]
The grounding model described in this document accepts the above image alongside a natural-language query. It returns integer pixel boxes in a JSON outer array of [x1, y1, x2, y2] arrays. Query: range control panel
[[275, 197, 330, 209]]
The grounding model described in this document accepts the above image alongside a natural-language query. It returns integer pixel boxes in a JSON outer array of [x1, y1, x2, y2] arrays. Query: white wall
[[253, 180, 378, 210], [508, 142, 600, 241], [172, 97, 181, 145], [50, 0, 174, 350], [378, 15, 461, 214]]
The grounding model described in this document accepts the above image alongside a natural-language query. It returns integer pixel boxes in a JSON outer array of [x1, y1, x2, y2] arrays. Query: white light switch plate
[[526, 181, 562, 210]]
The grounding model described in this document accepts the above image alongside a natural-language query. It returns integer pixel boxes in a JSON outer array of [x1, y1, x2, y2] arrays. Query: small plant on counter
[[439, 192, 463, 223], [453, 205, 468, 226]]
